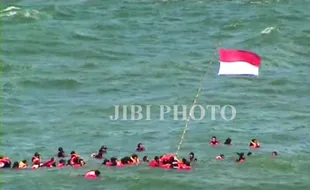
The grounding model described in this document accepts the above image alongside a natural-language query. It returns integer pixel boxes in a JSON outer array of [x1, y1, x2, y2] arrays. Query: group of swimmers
[[1, 137, 278, 179], [0, 148, 87, 169], [210, 136, 278, 162]]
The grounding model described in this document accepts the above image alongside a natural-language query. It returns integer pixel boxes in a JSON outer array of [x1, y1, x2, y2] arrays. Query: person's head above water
[[110, 157, 117, 162], [102, 159, 109, 165], [211, 136, 217, 141], [99, 146, 107, 154], [94, 170, 100, 176], [79, 159, 85, 165], [189, 152, 197, 161], [101, 145, 107, 149], [137, 143, 143, 148], [189, 152, 194, 159], [251, 139, 259, 144], [224, 138, 232, 145], [272, 151, 278, 156], [249, 139, 260, 147], [136, 143, 145, 152], [237, 152, 245, 157], [100, 146, 107, 152], [131, 154, 138, 159], [13, 161, 19, 168], [142, 156, 148, 162], [236, 152, 245, 162]]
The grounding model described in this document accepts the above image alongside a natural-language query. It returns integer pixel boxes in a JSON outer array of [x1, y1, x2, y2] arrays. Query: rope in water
[[175, 67, 209, 156]]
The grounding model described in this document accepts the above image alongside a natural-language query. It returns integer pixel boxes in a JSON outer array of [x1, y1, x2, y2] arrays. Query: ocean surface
[[1, 0, 310, 189]]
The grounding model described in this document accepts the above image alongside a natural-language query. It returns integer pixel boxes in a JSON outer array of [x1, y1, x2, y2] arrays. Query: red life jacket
[[32, 156, 41, 165], [44, 160, 55, 167], [85, 171, 97, 179], [216, 156, 223, 160], [149, 160, 159, 168], [57, 163, 65, 168], [210, 141, 220, 146]]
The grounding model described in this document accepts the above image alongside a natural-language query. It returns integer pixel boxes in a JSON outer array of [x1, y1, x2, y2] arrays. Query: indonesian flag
[[218, 48, 262, 76]]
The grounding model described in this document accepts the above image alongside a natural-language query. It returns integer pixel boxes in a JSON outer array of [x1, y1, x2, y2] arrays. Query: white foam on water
[[2, 6, 20, 12], [1, 6, 21, 18], [261, 27, 275, 34]]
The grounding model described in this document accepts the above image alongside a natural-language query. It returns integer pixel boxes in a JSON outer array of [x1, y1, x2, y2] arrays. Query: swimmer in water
[[136, 143, 145, 152], [181, 158, 191, 166], [142, 156, 149, 162], [102, 159, 110, 165], [18, 160, 28, 168], [109, 157, 120, 166], [272, 151, 278, 157], [178, 158, 191, 169], [57, 147, 65, 158], [91, 146, 107, 159], [189, 152, 197, 162], [43, 157, 56, 168], [99, 145, 107, 154], [224, 138, 232, 145], [170, 157, 179, 169], [70, 151, 80, 165], [0, 156, 11, 168], [84, 170, 100, 179], [79, 159, 86, 166], [236, 152, 245, 162], [31, 152, 41, 168], [58, 159, 66, 168], [91, 152, 104, 159], [149, 156, 160, 167], [12, 161, 19, 169], [209, 136, 220, 145], [120, 154, 139, 165], [249, 139, 260, 148], [216, 154, 224, 160]]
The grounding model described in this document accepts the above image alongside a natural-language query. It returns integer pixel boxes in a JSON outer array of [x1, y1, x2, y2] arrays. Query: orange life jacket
[[70, 154, 80, 164]]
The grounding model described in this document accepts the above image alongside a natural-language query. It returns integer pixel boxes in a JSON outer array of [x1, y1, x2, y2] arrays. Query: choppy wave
[[1, 6, 51, 21]]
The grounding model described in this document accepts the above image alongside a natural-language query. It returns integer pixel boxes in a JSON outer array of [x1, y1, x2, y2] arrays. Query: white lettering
[[189, 105, 206, 121], [109, 105, 119, 120], [159, 105, 171, 120], [173, 105, 187, 120], [220, 105, 236, 121], [130, 105, 143, 120], [206, 105, 220, 120]]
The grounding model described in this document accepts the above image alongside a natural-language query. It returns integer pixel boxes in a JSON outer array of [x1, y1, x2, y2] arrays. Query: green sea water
[[1, 0, 310, 189]]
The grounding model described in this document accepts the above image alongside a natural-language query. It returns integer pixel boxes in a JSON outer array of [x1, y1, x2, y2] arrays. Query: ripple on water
[[19, 78, 81, 89]]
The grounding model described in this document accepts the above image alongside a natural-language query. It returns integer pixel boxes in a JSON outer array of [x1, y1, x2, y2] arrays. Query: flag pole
[[175, 44, 220, 156], [175, 63, 209, 156]]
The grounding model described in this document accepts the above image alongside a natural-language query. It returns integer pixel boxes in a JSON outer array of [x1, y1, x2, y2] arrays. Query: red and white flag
[[218, 48, 262, 76]]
